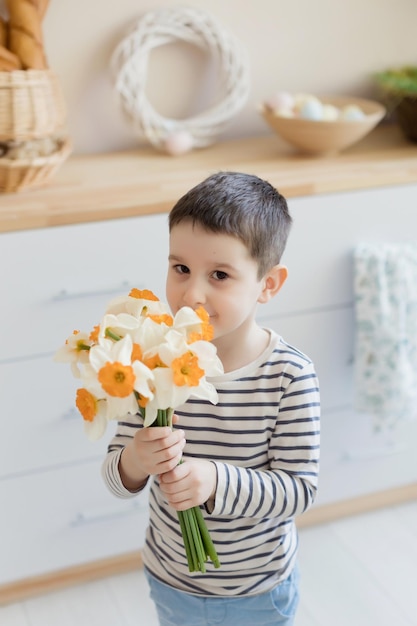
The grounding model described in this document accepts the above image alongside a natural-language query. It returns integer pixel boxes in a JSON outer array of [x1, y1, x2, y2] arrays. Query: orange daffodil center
[[129, 288, 159, 301], [131, 343, 143, 362], [76, 388, 97, 422], [89, 325, 100, 343], [84, 333, 154, 422], [172, 351, 204, 387], [148, 313, 174, 326], [143, 353, 167, 370], [74, 387, 108, 439], [98, 361, 136, 398], [195, 306, 214, 341]]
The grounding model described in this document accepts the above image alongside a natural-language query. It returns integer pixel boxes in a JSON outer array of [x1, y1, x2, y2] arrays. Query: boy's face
[[166, 221, 267, 345]]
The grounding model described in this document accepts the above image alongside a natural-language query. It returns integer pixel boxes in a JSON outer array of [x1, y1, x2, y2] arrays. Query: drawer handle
[[52, 281, 139, 302], [70, 500, 146, 526]]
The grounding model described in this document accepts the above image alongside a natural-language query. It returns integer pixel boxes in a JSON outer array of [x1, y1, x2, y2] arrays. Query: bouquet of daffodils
[[55, 288, 223, 572]]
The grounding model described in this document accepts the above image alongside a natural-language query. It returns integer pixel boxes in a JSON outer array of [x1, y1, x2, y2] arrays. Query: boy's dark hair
[[169, 171, 292, 278]]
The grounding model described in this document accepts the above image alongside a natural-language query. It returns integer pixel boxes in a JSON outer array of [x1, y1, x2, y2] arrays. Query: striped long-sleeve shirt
[[101, 329, 320, 596]]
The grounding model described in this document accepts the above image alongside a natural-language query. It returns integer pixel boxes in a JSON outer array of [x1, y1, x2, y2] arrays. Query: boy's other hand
[[159, 458, 217, 511]]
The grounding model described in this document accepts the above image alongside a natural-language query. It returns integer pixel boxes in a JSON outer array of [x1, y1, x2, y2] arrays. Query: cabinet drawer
[[261, 305, 355, 411], [0, 461, 149, 585], [0, 356, 115, 478], [0, 214, 169, 361], [262, 184, 417, 318], [315, 406, 417, 507]]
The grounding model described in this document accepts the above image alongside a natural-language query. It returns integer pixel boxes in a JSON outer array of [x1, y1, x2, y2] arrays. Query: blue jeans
[[144, 564, 300, 626]]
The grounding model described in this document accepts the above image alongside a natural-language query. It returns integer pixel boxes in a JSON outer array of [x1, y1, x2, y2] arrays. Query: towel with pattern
[[353, 242, 417, 429]]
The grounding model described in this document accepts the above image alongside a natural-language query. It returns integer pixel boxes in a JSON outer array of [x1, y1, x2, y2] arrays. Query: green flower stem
[[177, 509, 194, 571], [193, 505, 221, 569], [189, 508, 207, 572], [156, 409, 164, 427], [149, 408, 220, 573], [181, 508, 200, 572]]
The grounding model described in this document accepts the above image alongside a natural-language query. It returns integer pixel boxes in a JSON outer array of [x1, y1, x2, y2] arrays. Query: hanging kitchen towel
[[353, 242, 417, 429]]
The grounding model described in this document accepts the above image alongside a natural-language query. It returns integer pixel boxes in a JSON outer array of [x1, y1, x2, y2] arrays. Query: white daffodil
[[172, 306, 202, 329], [173, 305, 214, 343], [99, 312, 140, 341], [142, 330, 220, 426], [159, 329, 223, 377], [86, 333, 154, 418], [130, 316, 173, 354], [54, 330, 92, 377], [105, 289, 171, 319], [75, 387, 109, 441], [186, 339, 224, 377]]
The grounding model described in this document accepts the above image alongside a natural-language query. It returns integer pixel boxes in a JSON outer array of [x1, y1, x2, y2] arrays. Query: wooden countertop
[[1, 124, 417, 233]]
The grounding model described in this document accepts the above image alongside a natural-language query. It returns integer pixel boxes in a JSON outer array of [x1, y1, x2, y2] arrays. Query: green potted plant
[[375, 66, 417, 142]]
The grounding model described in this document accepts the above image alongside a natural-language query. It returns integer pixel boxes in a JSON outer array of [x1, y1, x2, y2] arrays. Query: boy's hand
[[119, 426, 186, 491], [159, 458, 217, 511]]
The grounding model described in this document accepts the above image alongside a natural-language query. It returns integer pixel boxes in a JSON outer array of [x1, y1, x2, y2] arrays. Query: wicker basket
[[0, 137, 71, 192], [0, 70, 67, 141]]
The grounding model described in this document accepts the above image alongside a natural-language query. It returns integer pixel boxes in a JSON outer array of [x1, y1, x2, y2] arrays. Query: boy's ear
[[257, 265, 288, 304]]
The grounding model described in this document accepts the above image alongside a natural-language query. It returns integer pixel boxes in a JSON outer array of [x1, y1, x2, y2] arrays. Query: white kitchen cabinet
[[1, 462, 149, 584], [0, 214, 169, 361], [315, 406, 417, 506], [262, 183, 417, 318], [261, 184, 417, 508], [0, 356, 105, 478], [0, 214, 167, 585]]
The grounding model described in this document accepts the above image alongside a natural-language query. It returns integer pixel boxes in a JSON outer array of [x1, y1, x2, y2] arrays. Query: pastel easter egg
[[299, 98, 324, 120], [322, 104, 340, 121], [164, 131, 194, 156], [294, 93, 319, 113], [265, 91, 294, 113], [341, 105, 366, 121]]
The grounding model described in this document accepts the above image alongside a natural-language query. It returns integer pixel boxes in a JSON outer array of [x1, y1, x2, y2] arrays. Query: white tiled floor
[[2, 500, 417, 626]]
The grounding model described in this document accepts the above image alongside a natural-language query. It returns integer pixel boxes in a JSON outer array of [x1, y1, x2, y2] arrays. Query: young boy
[[102, 171, 320, 626]]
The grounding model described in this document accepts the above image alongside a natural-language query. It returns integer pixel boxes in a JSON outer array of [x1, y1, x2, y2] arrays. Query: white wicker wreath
[[110, 6, 250, 155]]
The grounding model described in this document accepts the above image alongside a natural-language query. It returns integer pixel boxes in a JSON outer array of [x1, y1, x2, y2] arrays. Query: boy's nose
[[182, 280, 206, 308]]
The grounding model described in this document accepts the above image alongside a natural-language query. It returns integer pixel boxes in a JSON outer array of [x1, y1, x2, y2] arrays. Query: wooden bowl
[[260, 96, 386, 155]]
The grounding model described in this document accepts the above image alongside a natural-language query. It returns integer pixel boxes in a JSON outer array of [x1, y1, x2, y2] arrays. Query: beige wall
[[38, 0, 416, 154]]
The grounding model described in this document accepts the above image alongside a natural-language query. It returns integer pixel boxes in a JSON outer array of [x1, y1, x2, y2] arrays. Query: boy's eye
[[212, 270, 228, 281], [174, 264, 190, 275]]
